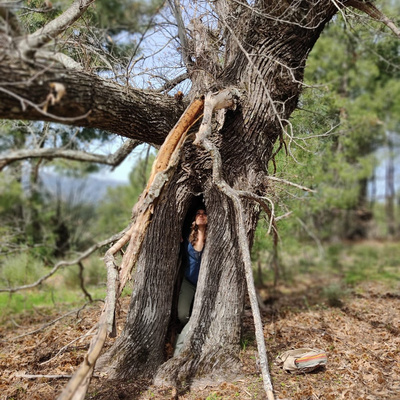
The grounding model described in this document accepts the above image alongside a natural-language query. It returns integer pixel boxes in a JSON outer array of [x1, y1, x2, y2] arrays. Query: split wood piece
[[57, 97, 204, 400], [197, 89, 275, 400]]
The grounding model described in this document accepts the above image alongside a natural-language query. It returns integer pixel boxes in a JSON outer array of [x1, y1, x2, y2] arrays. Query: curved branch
[[0, 66, 186, 145], [195, 90, 275, 400], [346, 0, 400, 38], [0, 139, 141, 171], [0, 228, 129, 293]]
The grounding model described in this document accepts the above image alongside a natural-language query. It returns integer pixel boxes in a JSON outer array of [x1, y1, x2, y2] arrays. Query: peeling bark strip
[[57, 98, 204, 400]]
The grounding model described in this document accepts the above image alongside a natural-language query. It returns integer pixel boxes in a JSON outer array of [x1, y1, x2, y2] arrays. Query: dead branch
[[16, 374, 74, 379], [7, 302, 96, 341], [35, 50, 83, 70], [17, 0, 95, 59], [0, 228, 129, 293], [266, 176, 317, 193], [0, 138, 140, 171], [346, 0, 400, 38], [40, 325, 96, 366], [58, 97, 205, 400], [168, 0, 192, 67], [155, 72, 189, 93], [197, 90, 275, 400]]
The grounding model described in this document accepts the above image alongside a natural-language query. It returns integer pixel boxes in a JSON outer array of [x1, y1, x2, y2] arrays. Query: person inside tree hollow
[[174, 208, 207, 355]]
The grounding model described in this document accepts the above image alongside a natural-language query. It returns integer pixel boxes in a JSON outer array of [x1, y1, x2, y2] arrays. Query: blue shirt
[[184, 240, 203, 286]]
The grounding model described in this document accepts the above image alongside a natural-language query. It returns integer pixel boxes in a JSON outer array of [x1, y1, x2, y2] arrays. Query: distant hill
[[41, 171, 126, 204]]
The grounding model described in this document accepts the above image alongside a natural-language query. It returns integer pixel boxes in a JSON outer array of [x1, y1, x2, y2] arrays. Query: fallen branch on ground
[[5, 302, 98, 341]]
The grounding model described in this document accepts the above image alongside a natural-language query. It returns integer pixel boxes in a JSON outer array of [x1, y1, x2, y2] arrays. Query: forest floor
[[1, 267, 399, 399]]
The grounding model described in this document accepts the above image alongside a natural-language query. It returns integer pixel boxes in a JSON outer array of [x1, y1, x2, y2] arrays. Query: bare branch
[[0, 228, 129, 293], [346, 0, 400, 38], [16, 374, 73, 379], [36, 50, 83, 70], [17, 0, 95, 58], [78, 262, 93, 302], [0, 138, 140, 171], [168, 0, 192, 67], [155, 72, 189, 93], [0, 65, 186, 144], [7, 302, 96, 341], [266, 176, 317, 193], [40, 325, 97, 366]]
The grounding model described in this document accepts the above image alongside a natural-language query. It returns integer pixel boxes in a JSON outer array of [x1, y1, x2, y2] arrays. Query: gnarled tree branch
[[0, 66, 186, 145]]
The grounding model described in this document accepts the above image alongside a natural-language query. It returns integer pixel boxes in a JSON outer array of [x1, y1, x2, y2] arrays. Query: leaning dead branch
[[196, 89, 275, 400], [57, 97, 205, 400]]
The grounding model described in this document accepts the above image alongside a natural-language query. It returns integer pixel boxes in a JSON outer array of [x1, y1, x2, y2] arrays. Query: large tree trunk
[[8, 0, 395, 396], [98, 2, 339, 388]]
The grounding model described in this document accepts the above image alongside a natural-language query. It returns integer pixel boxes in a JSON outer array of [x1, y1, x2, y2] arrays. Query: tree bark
[[0, 65, 185, 145], [97, 0, 340, 391], [2, 0, 397, 397]]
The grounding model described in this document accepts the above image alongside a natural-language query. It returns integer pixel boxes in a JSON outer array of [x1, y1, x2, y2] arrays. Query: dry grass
[[1, 277, 399, 400]]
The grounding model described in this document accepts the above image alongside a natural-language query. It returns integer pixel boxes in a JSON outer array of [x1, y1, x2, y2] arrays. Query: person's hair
[[189, 209, 207, 246]]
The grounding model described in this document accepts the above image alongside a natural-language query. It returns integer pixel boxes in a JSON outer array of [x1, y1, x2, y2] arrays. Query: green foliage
[[0, 253, 47, 287], [95, 152, 155, 235], [262, 6, 400, 244], [17, 0, 63, 33], [90, 0, 163, 34]]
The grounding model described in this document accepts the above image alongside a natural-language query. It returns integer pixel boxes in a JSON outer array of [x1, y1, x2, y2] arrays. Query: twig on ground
[[16, 374, 74, 379]]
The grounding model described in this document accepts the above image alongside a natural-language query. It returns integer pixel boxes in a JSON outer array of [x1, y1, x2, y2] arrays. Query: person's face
[[195, 209, 207, 226]]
